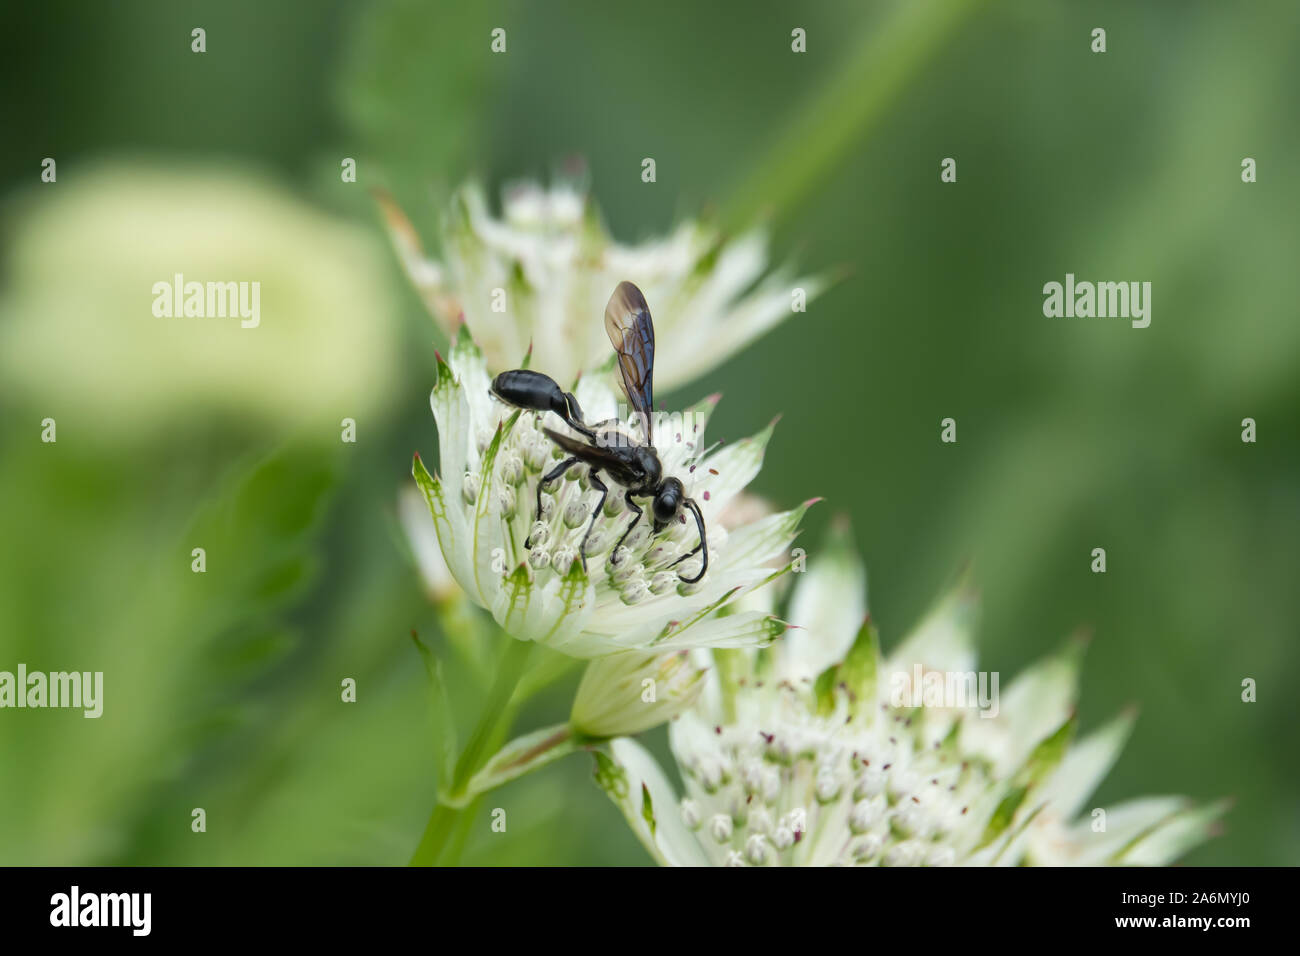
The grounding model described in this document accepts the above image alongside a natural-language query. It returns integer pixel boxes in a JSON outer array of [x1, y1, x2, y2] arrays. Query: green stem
[[410, 636, 533, 866], [441, 796, 483, 867]]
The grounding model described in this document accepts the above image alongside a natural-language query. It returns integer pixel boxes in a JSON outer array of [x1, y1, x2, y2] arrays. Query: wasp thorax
[[634, 447, 662, 488]]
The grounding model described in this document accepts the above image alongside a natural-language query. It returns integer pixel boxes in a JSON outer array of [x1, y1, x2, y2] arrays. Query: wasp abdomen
[[491, 369, 586, 428]]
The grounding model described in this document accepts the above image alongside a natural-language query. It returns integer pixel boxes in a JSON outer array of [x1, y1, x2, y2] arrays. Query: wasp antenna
[[672, 497, 709, 583]]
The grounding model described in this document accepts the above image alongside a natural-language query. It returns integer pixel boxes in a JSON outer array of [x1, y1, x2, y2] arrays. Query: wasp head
[[652, 476, 684, 530]]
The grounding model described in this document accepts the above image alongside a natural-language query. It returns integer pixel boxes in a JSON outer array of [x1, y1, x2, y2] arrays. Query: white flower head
[[380, 178, 827, 390], [410, 334, 813, 659], [596, 533, 1225, 866]]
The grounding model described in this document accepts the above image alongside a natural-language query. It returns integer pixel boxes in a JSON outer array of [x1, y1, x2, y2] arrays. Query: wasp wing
[[604, 281, 656, 444], [543, 427, 631, 472]]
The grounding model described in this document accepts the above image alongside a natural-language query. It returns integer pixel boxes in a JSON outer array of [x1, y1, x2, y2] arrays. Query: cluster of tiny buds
[[674, 710, 976, 866], [464, 414, 716, 598]]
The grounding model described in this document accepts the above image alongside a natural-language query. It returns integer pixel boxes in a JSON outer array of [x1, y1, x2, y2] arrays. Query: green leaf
[[452, 723, 578, 807]]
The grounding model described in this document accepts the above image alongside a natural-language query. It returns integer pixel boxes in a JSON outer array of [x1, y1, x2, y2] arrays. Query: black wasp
[[489, 281, 709, 583]]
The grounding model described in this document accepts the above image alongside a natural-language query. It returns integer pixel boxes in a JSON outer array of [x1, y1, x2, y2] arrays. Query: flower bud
[[551, 546, 577, 576], [649, 571, 678, 595], [569, 650, 705, 738], [524, 437, 551, 472], [495, 485, 516, 519], [500, 452, 524, 486], [462, 471, 481, 505], [680, 799, 702, 830], [563, 497, 589, 528]]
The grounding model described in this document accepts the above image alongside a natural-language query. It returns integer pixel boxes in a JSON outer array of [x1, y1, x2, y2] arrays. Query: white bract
[[596, 542, 1224, 866], [381, 179, 825, 390], [410, 335, 812, 659]]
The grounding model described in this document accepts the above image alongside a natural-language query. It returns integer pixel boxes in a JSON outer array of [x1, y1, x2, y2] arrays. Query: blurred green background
[[1, 0, 1296, 865]]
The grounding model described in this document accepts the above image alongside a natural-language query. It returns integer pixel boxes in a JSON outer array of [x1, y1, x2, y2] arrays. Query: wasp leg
[[611, 491, 644, 565], [528, 455, 581, 548], [668, 498, 708, 583], [579, 470, 609, 572]]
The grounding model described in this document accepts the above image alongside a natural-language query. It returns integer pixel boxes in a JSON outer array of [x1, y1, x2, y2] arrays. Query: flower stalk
[[409, 635, 533, 866]]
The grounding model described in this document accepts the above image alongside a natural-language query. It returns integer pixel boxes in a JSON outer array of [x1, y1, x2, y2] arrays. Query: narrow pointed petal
[[598, 739, 709, 866], [779, 520, 866, 683], [885, 579, 978, 678]]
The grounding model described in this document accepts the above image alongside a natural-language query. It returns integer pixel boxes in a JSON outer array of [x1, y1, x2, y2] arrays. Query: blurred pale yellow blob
[[0, 162, 401, 438]]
